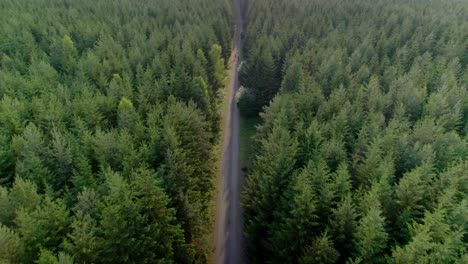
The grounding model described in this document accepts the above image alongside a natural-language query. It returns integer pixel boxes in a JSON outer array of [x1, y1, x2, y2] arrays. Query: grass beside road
[[239, 115, 260, 172], [209, 50, 233, 263]]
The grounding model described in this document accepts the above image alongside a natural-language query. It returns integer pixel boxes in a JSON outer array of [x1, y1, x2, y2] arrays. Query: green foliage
[[209, 44, 226, 92], [268, 169, 320, 263], [1, 0, 466, 262], [17, 196, 69, 263], [131, 169, 194, 263], [117, 97, 138, 130], [395, 164, 436, 241], [281, 59, 304, 92], [50, 35, 77, 74], [0, 178, 41, 227], [239, 41, 279, 113], [242, 0, 467, 263], [236, 86, 257, 117], [95, 172, 141, 263], [0, 224, 23, 263], [329, 195, 357, 262], [243, 113, 299, 263], [299, 232, 339, 264], [37, 249, 74, 264], [0, 134, 15, 184], [0, 0, 233, 262], [392, 207, 466, 264], [12, 124, 52, 190], [64, 211, 100, 264], [355, 205, 388, 263], [66, 170, 194, 264], [192, 76, 211, 115]]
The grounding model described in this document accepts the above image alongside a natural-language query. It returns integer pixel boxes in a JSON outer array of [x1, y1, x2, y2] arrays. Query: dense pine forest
[[0, 0, 467, 263], [0, 0, 233, 263], [240, 0, 467, 263]]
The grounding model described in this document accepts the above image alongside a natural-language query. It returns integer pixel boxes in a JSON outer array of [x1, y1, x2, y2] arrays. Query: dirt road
[[214, 0, 245, 263]]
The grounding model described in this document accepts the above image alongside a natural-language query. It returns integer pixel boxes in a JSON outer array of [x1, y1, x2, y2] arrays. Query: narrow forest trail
[[214, 0, 245, 263]]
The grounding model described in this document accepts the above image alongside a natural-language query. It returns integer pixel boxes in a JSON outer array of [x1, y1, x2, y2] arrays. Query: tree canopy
[[241, 0, 467, 263], [0, 0, 233, 262]]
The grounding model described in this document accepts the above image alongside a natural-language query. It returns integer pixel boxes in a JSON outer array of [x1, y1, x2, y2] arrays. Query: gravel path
[[214, 0, 245, 263]]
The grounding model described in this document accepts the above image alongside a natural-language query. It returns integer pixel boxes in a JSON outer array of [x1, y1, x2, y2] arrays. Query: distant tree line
[[0, 0, 233, 263], [240, 0, 467, 263]]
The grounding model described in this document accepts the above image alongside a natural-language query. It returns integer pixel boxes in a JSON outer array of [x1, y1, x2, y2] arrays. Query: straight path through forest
[[214, 0, 245, 263]]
